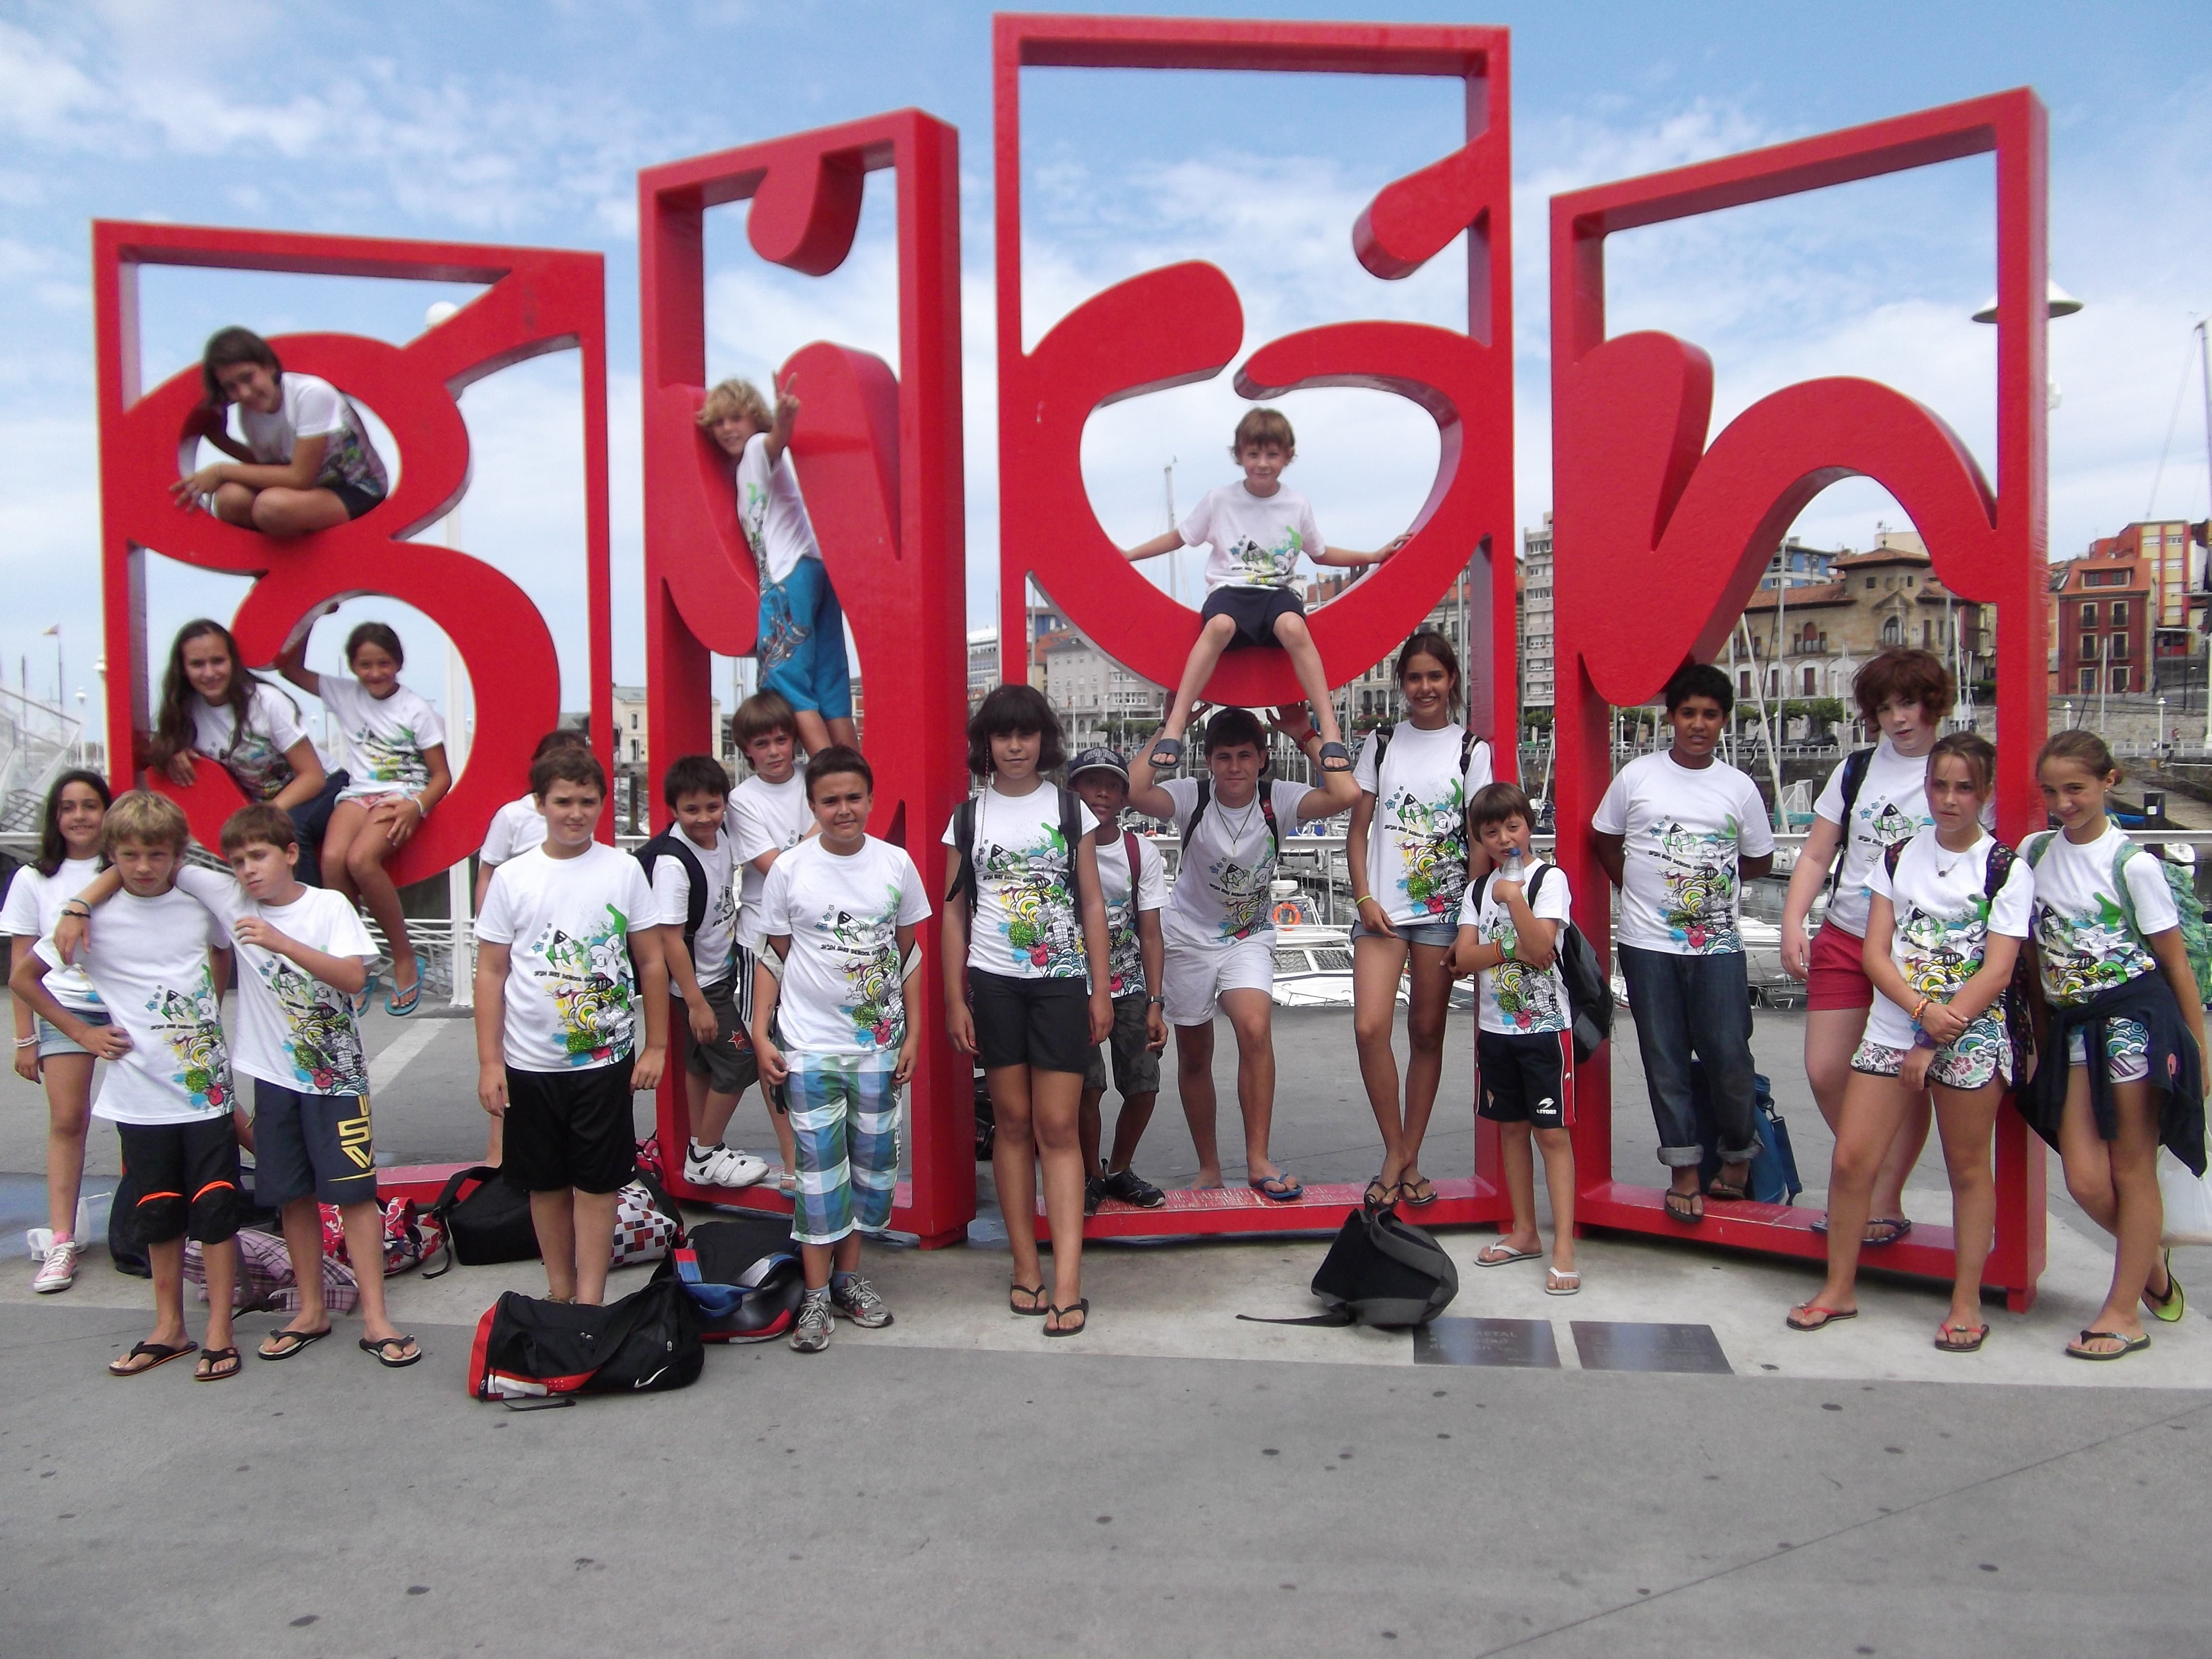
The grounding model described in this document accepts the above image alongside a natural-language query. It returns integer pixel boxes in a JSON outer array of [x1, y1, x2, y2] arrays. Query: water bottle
[[1502, 846, 1525, 884]]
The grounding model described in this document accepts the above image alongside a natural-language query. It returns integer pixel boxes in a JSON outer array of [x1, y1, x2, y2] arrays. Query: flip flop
[[1786, 1304, 1858, 1332], [2067, 1328, 2150, 1361], [1476, 1242, 1542, 1267], [1248, 1173, 1304, 1202], [2145, 1249, 2186, 1324], [1318, 740, 1354, 773], [1545, 1268, 1581, 1296], [1663, 1190, 1703, 1225], [258, 1325, 332, 1361], [360, 1335, 421, 1369], [1934, 1321, 1988, 1353], [1044, 1298, 1089, 1338], [109, 1340, 197, 1378], [1705, 1176, 1750, 1203], [1396, 1176, 1437, 1208], [193, 1346, 241, 1382], [1145, 736, 1185, 770], [1862, 1217, 1912, 1246], [1009, 1283, 1048, 1317], [386, 974, 422, 1018], [1362, 1176, 1394, 1209]]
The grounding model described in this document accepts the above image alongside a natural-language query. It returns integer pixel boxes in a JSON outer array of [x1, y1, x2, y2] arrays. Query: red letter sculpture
[[92, 222, 617, 875], [1549, 92, 2052, 1307], [638, 113, 971, 1245]]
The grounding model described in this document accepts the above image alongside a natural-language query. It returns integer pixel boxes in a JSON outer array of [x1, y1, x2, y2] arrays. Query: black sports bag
[[422, 1164, 541, 1278], [468, 1262, 704, 1400]]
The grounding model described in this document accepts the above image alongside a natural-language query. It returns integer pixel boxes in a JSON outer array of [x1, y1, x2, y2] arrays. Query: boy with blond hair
[[1122, 406, 1402, 776], [699, 378, 857, 757], [10, 792, 245, 1380], [726, 690, 814, 1185]]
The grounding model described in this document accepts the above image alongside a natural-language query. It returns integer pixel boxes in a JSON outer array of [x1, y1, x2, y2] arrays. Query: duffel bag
[[424, 1165, 540, 1279], [467, 1263, 704, 1400], [675, 1215, 804, 1342]]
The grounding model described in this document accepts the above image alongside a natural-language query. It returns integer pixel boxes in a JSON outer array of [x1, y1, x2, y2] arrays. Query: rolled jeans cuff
[[1656, 1144, 1707, 1169]]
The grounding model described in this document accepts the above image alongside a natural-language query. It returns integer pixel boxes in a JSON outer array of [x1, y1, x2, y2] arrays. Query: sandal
[[1862, 1217, 1912, 1247], [1248, 1172, 1304, 1203], [1362, 1175, 1394, 1210], [258, 1325, 332, 1360], [1934, 1321, 1988, 1353], [1397, 1176, 1437, 1208], [1786, 1304, 1858, 1332], [193, 1346, 242, 1382], [108, 1340, 197, 1378], [2067, 1328, 2150, 1361], [1476, 1242, 1541, 1267], [1663, 1189, 1703, 1224], [1705, 1168, 1751, 1203], [1145, 736, 1185, 770], [2145, 1248, 2186, 1323], [1009, 1283, 1048, 1317], [386, 973, 422, 1018], [1044, 1298, 1089, 1338], [1544, 1267, 1581, 1296], [360, 1335, 421, 1369], [1319, 740, 1354, 774]]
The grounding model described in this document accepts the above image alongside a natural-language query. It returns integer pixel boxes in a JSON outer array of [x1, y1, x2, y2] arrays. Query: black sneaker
[[1083, 1175, 1104, 1217], [1101, 1168, 1165, 1209]]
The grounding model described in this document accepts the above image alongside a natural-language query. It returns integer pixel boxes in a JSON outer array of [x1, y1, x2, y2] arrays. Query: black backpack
[[1825, 746, 1876, 901], [1469, 861, 1615, 1062], [635, 827, 709, 950], [422, 1164, 541, 1279], [1240, 1205, 1459, 1329], [468, 1261, 705, 1400], [1182, 779, 1281, 860], [946, 786, 1089, 916], [673, 1215, 806, 1343], [1365, 724, 1487, 791]]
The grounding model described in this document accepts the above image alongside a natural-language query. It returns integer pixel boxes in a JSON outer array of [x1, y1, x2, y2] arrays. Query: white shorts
[[334, 782, 414, 808], [1162, 932, 1275, 1029]]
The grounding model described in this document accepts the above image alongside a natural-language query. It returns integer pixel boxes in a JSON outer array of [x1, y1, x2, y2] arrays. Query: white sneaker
[[32, 1240, 79, 1294], [685, 1143, 770, 1189]]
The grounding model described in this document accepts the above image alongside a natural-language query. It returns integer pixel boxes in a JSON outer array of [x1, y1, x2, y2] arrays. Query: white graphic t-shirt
[[1159, 778, 1314, 948], [3, 857, 105, 1012], [1354, 723, 1493, 926], [480, 796, 547, 866], [2026, 826, 2179, 1006], [1863, 829, 2032, 1050], [729, 769, 813, 952], [37, 887, 233, 1123], [317, 674, 445, 796], [1179, 482, 1326, 592], [1594, 751, 1776, 955], [1812, 741, 1940, 937], [757, 836, 931, 1061], [1091, 828, 1168, 998], [174, 868, 376, 1096], [735, 431, 822, 588], [191, 682, 322, 803], [649, 826, 739, 988], [236, 372, 389, 498], [942, 786, 1098, 979], [477, 843, 658, 1072], [1459, 857, 1573, 1036]]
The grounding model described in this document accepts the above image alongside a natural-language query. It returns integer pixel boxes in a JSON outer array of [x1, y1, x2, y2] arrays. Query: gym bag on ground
[[674, 1214, 806, 1342], [423, 1164, 540, 1278], [468, 1263, 705, 1400], [1239, 1204, 1459, 1329]]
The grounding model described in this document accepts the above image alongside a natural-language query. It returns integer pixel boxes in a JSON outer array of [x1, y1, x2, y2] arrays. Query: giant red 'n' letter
[[1549, 91, 2051, 1307], [93, 223, 616, 872]]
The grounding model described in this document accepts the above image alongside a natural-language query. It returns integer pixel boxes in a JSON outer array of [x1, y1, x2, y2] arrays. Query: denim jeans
[[1617, 944, 1761, 1169]]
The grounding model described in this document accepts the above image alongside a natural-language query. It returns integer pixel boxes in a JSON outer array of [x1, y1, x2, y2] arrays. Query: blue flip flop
[[1248, 1172, 1304, 1203], [386, 975, 422, 1018]]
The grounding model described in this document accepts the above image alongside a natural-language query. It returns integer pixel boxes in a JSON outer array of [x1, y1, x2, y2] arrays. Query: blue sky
[[2, 0, 2208, 736]]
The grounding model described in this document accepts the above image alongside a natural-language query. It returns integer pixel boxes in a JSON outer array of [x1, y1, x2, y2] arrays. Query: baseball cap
[[1067, 746, 1130, 782]]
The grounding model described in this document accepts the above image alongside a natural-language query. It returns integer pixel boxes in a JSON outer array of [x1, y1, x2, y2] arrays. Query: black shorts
[[1476, 1029, 1576, 1130], [252, 1078, 379, 1208], [968, 970, 1091, 1075], [679, 973, 760, 1096], [503, 1061, 638, 1195], [115, 1117, 243, 1245], [328, 480, 385, 520], [1200, 585, 1306, 649]]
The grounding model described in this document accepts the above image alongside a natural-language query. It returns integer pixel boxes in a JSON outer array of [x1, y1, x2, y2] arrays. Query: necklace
[[1215, 794, 1263, 849], [1933, 835, 1980, 879]]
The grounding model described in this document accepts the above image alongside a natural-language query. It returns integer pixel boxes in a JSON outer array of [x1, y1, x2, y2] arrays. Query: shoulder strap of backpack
[[1884, 839, 1907, 881], [1183, 778, 1212, 845], [1983, 838, 2016, 901], [1460, 728, 1481, 778], [2112, 838, 2145, 944], [2023, 829, 2058, 869], [1259, 789, 1281, 857], [945, 797, 978, 916], [1123, 829, 1140, 889], [1057, 785, 1093, 909], [1525, 861, 1551, 902], [1825, 746, 1878, 898], [1370, 722, 1393, 779]]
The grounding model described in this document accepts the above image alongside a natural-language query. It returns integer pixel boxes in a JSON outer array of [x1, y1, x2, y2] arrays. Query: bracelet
[[12, 1036, 36, 1049], [60, 903, 89, 918], [1911, 996, 1930, 1022], [1146, 995, 1165, 1006]]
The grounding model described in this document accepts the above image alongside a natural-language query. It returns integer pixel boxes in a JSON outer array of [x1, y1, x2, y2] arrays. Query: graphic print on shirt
[[1384, 781, 1471, 918], [147, 966, 233, 1111], [2035, 896, 2155, 1004], [1894, 892, 1991, 1012], [526, 906, 638, 1064], [220, 728, 293, 801], [1224, 522, 1307, 588], [1649, 817, 1741, 952], [1478, 908, 1567, 1031], [255, 953, 367, 1093], [350, 718, 430, 790], [1203, 846, 1274, 941], [985, 829, 1085, 974], [1860, 797, 1928, 854], [1104, 887, 1143, 996], [811, 886, 909, 1049]]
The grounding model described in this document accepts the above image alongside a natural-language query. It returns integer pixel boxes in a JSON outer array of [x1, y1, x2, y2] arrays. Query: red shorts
[[1808, 920, 1873, 1012]]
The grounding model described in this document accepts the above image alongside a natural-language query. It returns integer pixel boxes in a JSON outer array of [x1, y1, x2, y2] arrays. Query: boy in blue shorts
[[700, 377, 857, 758], [11, 792, 245, 1380], [750, 746, 930, 1353]]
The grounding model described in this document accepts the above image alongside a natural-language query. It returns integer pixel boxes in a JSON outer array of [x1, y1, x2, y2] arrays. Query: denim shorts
[[36, 1009, 110, 1059], [1352, 918, 1460, 950]]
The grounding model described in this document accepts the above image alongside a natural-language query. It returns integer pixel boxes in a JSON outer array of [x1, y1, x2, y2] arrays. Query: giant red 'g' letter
[[638, 113, 970, 1246], [93, 223, 616, 873], [995, 15, 1516, 741], [1549, 91, 2052, 1307]]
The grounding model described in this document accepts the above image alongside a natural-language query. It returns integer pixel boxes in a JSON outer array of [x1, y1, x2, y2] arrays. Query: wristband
[[13, 1036, 37, 1049], [60, 903, 90, 918], [1911, 996, 1930, 1022], [1146, 995, 1165, 1006]]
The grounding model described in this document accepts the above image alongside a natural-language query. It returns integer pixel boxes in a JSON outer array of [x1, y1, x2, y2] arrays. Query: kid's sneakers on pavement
[[790, 1289, 835, 1353], [684, 1142, 770, 1190], [31, 1240, 79, 1294], [831, 1275, 893, 1327]]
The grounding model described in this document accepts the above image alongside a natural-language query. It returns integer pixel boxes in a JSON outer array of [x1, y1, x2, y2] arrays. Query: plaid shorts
[[785, 1053, 902, 1246]]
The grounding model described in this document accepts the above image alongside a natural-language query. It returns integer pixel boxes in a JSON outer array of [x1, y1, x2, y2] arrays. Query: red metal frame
[[92, 222, 617, 864], [1549, 92, 2051, 1308], [994, 13, 1515, 1241], [637, 113, 971, 1247]]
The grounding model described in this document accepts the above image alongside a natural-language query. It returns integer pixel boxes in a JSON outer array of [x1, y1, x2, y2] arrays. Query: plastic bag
[[2159, 1148, 2212, 1247]]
